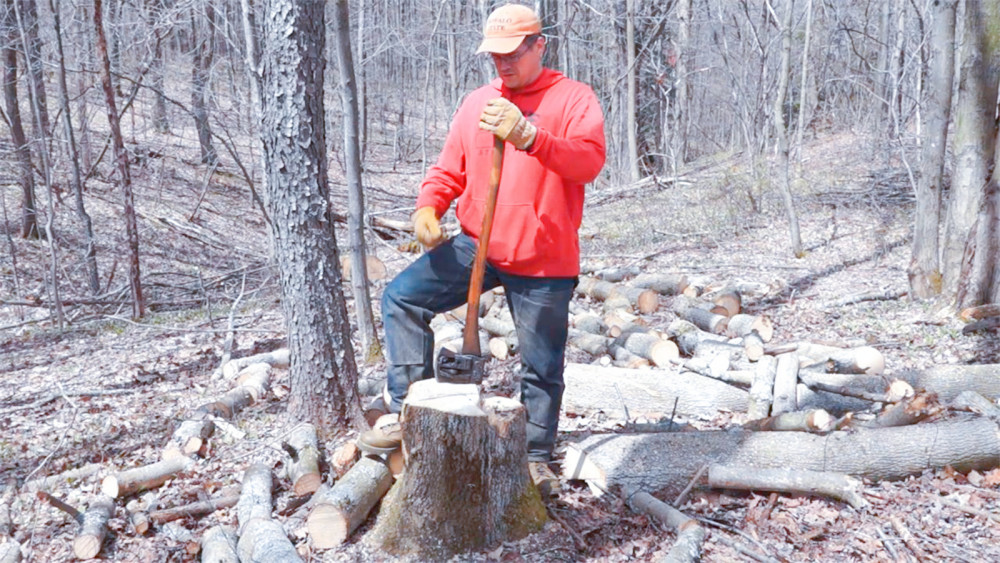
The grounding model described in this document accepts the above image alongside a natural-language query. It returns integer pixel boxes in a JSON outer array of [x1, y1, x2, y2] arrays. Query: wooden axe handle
[[462, 137, 505, 356]]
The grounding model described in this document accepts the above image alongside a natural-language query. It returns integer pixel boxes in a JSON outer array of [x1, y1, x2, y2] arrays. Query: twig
[[890, 515, 929, 562], [613, 383, 631, 424], [939, 498, 1000, 523], [673, 464, 709, 507], [36, 491, 83, 523], [215, 273, 248, 379], [546, 506, 588, 552], [695, 518, 782, 563], [875, 526, 901, 561], [0, 387, 138, 415], [103, 315, 281, 334]]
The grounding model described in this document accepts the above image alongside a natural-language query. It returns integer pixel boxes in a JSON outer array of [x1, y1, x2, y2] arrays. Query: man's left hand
[[478, 98, 537, 150]]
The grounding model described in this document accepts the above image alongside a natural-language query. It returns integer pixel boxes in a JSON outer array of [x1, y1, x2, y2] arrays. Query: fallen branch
[[73, 496, 114, 559], [742, 409, 833, 433], [36, 491, 83, 523], [200, 526, 238, 563], [149, 491, 240, 525], [707, 465, 868, 509], [625, 488, 705, 563], [889, 515, 929, 562], [102, 456, 195, 498]]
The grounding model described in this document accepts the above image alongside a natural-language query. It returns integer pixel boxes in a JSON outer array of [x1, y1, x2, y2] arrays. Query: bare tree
[[772, 0, 802, 257], [17, 0, 48, 138], [95, 0, 144, 318], [2, 0, 38, 239], [190, 1, 217, 164], [625, 0, 639, 181], [261, 0, 361, 431], [909, 0, 957, 299]]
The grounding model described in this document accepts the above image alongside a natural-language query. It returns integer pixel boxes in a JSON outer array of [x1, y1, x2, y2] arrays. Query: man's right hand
[[412, 206, 444, 249]]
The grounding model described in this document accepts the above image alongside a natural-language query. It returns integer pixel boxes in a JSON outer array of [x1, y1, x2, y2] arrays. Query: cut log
[[563, 417, 1000, 498], [666, 319, 729, 357], [235, 363, 272, 400], [854, 392, 942, 429], [197, 364, 272, 420], [726, 314, 774, 342], [367, 380, 546, 560], [561, 363, 748, 421], [200, 525, 238, 563], [72, 496, 114, 559], [707, 465, 867, 509], [307, 456, 394, 549], [742, 409, 832, 433], [236, 518, 302, 563], [284, 424, 322, 496], [23, 463, 102, 493], [102, 456, 195, 499], [630, 273, 689, 296], [742, 331, 766, 361], [671, 296, 729, 334], [708, 287, 741, 318], [577, 276, 659, 314], [621, 331, 678, 367], [958, 304, 1000, 322], [236, 463, 273, 535], [611, 346, 651, 369], [572, 313, 608, 336], [340, 254, 387, 282], [906, 364, 1000, 402], [603, 309, 641, 338], [163, 419, 215, 460], [770, 352, 799, 416], [568, 329, 612, 357], [125, 499, 150, 535], [0, 541, 20, 563], [149, 491, 240, 525], [625, 488, 705, 563], [479, 315, 516, 338], [951, 391, 1000, 419], [781, 342, 885, 375], [797, 371, 895, 403], [221, 348, 289, 380]]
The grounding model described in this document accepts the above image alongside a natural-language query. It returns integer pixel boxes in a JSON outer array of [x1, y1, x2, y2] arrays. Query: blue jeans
[[381, 233, 575, 462]]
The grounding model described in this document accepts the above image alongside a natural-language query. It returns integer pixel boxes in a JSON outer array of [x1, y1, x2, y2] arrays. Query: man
[[360, 3, 606, 496]]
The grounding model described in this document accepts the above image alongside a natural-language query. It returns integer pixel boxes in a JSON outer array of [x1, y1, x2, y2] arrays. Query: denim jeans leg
[[381, 234, 493, 412], [502, 274, 576, 461]]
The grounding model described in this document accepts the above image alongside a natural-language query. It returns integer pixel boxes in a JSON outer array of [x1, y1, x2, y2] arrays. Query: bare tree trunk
[[333, 0, 380, 363], [94, 0, 145, 318], [625, 0, 639, 182], [944, 0, 1000, 300], [2, 9, 38, 240], [671, 0, 691, 176], [51, 0, 101, 295], [75, 1, 93, 172], [191, 2, 218, 164], [794, 0, 814, 161], [261, 0, 362, 432], [957, 0, 1000, 307], [18, 0, 49, 138], [772, 0, 802, 257], [151, 28, 169, 133], [909, 0, 957, 299], [888, 0, 907, 138]]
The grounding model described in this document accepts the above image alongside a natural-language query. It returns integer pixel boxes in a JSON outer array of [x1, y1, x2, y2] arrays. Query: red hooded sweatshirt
[[416, 68, 606, 277]]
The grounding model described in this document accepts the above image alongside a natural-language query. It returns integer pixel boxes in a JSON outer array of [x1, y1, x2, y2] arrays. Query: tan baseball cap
[[476, 4, 542, 55]]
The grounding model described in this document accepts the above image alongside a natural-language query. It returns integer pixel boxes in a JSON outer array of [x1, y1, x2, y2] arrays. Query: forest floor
[[2, 120, 1000, 562]]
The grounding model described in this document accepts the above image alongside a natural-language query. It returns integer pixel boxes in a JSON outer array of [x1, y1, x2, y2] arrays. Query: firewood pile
[[8, 268, 1000, 562]]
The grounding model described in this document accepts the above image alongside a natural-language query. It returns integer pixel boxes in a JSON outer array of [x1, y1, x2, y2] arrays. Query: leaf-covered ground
[[2, 126, 999, 561]]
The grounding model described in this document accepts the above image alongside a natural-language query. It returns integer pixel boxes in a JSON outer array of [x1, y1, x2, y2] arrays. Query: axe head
[[435, 348, 486, 384]]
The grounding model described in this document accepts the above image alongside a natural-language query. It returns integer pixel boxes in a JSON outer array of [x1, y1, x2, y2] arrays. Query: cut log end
[[307, 505, 349, 550], [100, 477, 119, 500], [293, 473, 322, 497], [73, 536, 102, 560]]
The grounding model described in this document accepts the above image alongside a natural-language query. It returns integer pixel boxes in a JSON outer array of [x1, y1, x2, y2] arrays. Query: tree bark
[[909, 0, 957, 298], [367, 380, 546, 560], [772, 0, 802, 257], [94, 0, 145, 318], [190, 2, 217, 164], [2, 7, 38, 240], [261, 0, 361, 432]]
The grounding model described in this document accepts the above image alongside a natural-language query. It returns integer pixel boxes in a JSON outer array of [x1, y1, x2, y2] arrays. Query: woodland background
[[2, 0, 1000, 561]]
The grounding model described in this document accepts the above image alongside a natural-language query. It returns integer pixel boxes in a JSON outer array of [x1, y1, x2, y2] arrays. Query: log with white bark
[[905, 364, 1000, 402], [577, 276, 659, 314], [125, 498, 149, 535], [572, 313, 608, 336], [561, 363, 748, 421], [307, 456, 393, 549], [742, 331, 766, 361], [625, 488, 705, 563], [235, 463, 302, 562], [770, 342, 885, 375], [488, 336, 518, 360], [854, 392, 942, 429], [630, 273, 689, 296], [200, 525, 238, 563], [0, 481, 13, 539], [23, 463, 102, 493], [479, 314, 516, 338], [603, 309, 641, 338], [770, 352, 799, 415], [950, 391, 1000, 419], [568, 328, 612, 357], [563, 417, 1000, 498], [149, 491, 240, 525], [367, 380, 546, 560], [742, 409, 833, 433], [0, 541, 20, 563], [672, 295, 730, 330], [706, 287, 741, 318], [726, 313, 774, 342], [102, 456, 195, 499], [197, 363, 272, 420], [665, 319, 730, 357], [163, 419, 215, 460], [707, 465, 868, 509], [72, 495, 114, 559], [236, 463, 272, 535], [284, 424, 322, 496], [611, 346, 651, 369], [959, 304, 1000, 321], [620, 331, 679, 367], [796, 371, 898, 404], [221, 348, 289, 380]]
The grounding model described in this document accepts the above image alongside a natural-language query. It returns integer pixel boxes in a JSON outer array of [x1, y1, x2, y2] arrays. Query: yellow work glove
[[412, 206, 444, 249], [478, 98, 537, 150]]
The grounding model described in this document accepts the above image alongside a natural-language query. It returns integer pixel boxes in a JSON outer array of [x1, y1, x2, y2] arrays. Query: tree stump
[[367, 379, 546, 560]]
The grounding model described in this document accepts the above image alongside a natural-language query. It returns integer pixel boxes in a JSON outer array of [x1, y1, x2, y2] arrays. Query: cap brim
[[476, 35, 527, 55]]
